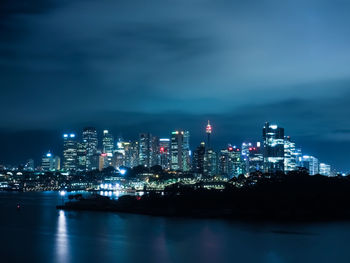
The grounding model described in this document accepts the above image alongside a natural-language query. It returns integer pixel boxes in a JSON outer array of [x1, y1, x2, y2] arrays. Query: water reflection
[[55, 210, 68, 263]]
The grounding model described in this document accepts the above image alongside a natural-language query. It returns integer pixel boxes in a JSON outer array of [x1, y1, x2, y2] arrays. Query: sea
[[1, 191, 350, 263]]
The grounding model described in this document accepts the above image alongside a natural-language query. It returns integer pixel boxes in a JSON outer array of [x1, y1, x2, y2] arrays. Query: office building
[[170, 130, 191, 171], [319, 163, 331, 176], [263, 122, 285, 173], [302, 155, 319, 175], [83, 127, 98, 170], [63, 133, 77, 171]]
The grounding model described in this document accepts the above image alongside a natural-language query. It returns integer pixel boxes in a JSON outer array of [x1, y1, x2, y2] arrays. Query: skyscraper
[[284, 136, 297, 173], [193, 142, 206, 175], [247, 142, 264, 173], [102, 130, 114, 155], [83, 127, 98, 170], [263, 122, 285, 173], [159, 138, 170, 169], [63, 133, 77, 171], [42, 152, 54, 171], [76, 142, 87, 171], [170, 130, 191, 171], [204, 148, 218, 177], [219, 145, 243, 178], [139, 133, 152, 167]]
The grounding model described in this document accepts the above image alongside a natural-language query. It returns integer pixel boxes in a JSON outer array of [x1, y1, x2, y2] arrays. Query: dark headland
[[57, 170, 350, 221]]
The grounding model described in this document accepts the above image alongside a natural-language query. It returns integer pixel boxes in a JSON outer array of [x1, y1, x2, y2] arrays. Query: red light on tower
[[160, 147, 165, 153], [206, 120, 212, 134]]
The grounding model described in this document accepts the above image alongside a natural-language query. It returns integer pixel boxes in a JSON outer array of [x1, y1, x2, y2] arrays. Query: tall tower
[[83, 127, 98, 170], [263, 122, 285, 173], [63, 133, 77, 172], [206, 120, 212, 148]]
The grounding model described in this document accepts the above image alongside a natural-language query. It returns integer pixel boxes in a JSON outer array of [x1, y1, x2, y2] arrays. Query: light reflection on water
[[55, 210, 68, 263], [2, 191, 350, 263]]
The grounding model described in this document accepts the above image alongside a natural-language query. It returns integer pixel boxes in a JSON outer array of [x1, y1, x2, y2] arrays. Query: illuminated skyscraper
[[247, 142, 264, 173], [159, 138, 170, 169], [83, 127, 98, 170], [76, 142, 86, 171], [193, 142, 206, 175], [284, 136, 297, 173], [219, 145, 243, 178], [63, 133, 77, 171], [170, 130, 191, 171], [102, 130, 114, 155], [263, 122, 285, 173], [42, 152, 54, 171], [124, 140, 138, 167], [204, 148, 218, 177], [139, 133, 152, 167]]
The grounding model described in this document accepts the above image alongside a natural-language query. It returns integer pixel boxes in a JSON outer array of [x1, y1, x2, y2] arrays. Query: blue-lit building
[[63, 133, 77, 171], [83, 127, 98, 170], [263, 122, 285, 173], [170, 130, 191, 171]]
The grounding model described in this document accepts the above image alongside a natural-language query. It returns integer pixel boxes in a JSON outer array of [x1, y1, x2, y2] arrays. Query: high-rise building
[[247, 142, 264, 173], [241, 142, 253, 174], [319, 163, 331, 176], [63, 133, 77, 171], [76, 142, 86, 171], [151, 136, 160, 166], [284, 136, 297, 173], [170, 130, 191, 171], [42, 152, 54, 171], [302, 155, 319, 175], [123, 140, 139, 168], [219, 145, 243, 178], [159, 138, 170, 169], [83, 127, 98, 170], [99, 153, 108, 171], [193, 142, 206, 175], [139, 133, 152, 167], [204, 148, 218, 177], [263, 122, 285, 173], [54, 156, 61, 171], [102, 130, 114, 155]]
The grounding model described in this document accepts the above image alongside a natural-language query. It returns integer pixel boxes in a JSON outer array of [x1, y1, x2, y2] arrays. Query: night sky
[[1, 0, 350, 171]]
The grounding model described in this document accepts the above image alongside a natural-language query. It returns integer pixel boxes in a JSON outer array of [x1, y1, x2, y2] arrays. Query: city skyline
[[1, 121, 338, 176], [1, 0, 350, 172]]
